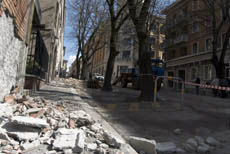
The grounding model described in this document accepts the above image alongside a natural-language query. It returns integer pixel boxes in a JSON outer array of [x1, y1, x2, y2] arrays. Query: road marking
[[128, 103, 139, 112]]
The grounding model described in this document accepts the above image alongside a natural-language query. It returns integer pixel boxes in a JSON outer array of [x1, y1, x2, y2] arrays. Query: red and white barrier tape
[[170, 80, 230, 91]]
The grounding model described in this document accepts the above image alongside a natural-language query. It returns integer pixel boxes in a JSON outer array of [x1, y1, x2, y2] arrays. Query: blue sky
[[63, 0, 176, 71], [64, 1, 77, 71]]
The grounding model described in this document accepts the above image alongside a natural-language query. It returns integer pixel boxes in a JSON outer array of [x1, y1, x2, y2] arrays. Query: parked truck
[[113, 59, 165, 90]]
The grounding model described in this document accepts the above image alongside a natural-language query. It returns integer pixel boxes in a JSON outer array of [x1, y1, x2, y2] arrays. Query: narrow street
[[1, 0, 230, 154], [62, 78, 230, 154]]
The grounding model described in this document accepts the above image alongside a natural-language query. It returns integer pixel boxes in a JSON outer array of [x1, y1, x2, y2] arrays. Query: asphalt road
[[72, 81, 230, 154]]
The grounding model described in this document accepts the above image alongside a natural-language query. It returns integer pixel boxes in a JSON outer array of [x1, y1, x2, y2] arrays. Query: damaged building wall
[[39, 0, 66, 82], [0, 0, 29, 101]]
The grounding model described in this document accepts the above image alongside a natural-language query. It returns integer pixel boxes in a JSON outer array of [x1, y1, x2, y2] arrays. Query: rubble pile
[[0, 94, 125, 154]]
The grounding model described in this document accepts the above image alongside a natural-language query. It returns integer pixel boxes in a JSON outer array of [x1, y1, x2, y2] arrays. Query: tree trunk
[[80, 60, 87, 80], [75, 58, 80, 79], [216, 61, 226, 79], [102, 31, 118, 91], [137, 32, 154, 101]]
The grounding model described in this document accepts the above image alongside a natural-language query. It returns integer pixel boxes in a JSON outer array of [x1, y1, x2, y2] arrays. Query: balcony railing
[[161, 15, 190, 32], [160, 34, 188, 49], [116, 57, 132, 62], [174, 34, 188, 44]]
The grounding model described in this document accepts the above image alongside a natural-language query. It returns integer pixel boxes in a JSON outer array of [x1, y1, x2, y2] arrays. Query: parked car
[[92, 73, 104, 81]]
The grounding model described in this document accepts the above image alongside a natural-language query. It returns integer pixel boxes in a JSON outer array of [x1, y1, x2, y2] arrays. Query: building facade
[[39, 0, 66, 82], [0, 0, 42, 101], [91, 17, 165, 82], [162, 0, 230, 84]]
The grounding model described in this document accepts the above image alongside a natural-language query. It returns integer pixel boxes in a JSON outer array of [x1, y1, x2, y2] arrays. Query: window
[[205, 38, 212, 51], [192, 22, 200, 33], [180, 47, 187, 57], [151, 24, 157, 32], [220, 10, 223, 20], [204, 19, 212, 28], [170, 50, 176, 59], [204, 65, 212, 80], [192, 42, 198, 54], [192, 0, 199, 10], [120, 66, 128, 73], [191, 68, 197, 80], [150, 37, 156, 45], [122, 50, 131, 59], [151, 51, 155, 58], [181, 8, 188, 16]]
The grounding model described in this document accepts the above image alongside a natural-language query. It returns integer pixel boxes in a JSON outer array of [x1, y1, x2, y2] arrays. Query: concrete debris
[[103, 130, 124, 148], [70, 110, 94, 127], [183, 143, 196, 152], [0, 93, 130, 153], [0, 128, 12, 141], [21, 140, 40, 151], [197, 144, 210, 153], [156, 142, 177, 153], [11, 116, 49, 128], [173, 128, 181, 135], [75, 131, 86, 152], [0, 104, 13, 118], [99, 143, 109, 149], [175, 148, 186, 153], [205, 137, 220, 146], [186, 138, 198, 148], [63, 149, 73, 154], [195, 136, 205, 145], [129, 136, 157, 154], [86, 143, 97, 151]]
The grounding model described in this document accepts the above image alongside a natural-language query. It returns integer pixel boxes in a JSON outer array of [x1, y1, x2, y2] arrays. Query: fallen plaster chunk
[[103, 131, 124, 148], [129, 136, 157, 154], [0, 104, 13, 118], [186, 138, 198, 148], [205, 137, 220, 146], [70, 110, 94, 126], [156, 142, 177, 153], [11, 116, 49, 128], [0, 128, 12, 141], [2, 123, 40, 141], [21, 140, 40, 151], [197, 144, 210, 153], [195, 136, 205, 145], [75, 131, 86, 153], [86, 143, 97, 151], [53, 128, 80, 150]]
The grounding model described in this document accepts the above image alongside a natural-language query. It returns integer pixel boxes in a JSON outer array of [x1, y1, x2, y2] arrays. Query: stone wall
[[0, 11, 27, 101]]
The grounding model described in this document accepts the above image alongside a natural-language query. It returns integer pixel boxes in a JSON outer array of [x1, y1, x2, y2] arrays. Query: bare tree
[[102, 0, 129, 91], [126, 0, 171, 100], [194, 0, 230, 79], [68, 0, 107, 79]]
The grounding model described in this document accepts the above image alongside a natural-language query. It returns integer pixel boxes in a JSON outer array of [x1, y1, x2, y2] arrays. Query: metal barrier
[[154, 76, 185, 106]]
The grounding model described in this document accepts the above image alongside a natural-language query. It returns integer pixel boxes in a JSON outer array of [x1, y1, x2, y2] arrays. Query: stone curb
[[69, 88, 138, 154]]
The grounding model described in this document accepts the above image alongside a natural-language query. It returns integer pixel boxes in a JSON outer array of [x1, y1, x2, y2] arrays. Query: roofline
[[34, 0, 42, 22], [161, 0, 182, 15]]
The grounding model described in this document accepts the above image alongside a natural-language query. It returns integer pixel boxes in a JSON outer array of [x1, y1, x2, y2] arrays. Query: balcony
[[160, 34, 188, 49], [161, 15, 190, 33], [116, 57, 132, 62], [174, 34, 188, 44]]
